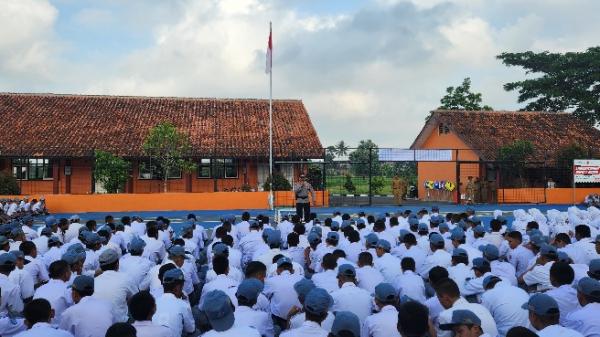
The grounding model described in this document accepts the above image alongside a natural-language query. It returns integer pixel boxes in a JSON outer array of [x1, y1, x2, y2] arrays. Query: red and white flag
[[265, 24, 272, 74]]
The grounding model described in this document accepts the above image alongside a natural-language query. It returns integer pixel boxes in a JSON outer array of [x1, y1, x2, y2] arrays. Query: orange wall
[[497, 188, 600, 204], [416, 129, 480, 202], [274, 191, 329, 207]]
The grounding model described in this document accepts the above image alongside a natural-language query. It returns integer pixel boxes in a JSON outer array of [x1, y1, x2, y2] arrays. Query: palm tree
[[335, 140, 350, 157]]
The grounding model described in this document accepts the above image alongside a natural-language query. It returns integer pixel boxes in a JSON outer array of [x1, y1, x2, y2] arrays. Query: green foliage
[[335, 141, 350, 157], [556, 143, 592, 168], [439, 77, 493, 111], [0, 172, 20, 195], [497, 47, 600, 125], [343, 174, 356, 194], [349, 140, 380, 176], [263, 172, 292, 191], [143, 122, 196, 192], [94, 151, 130, 193], [306, 165, 323, 190], [498, 140, 535, 185], [371, 176, 386, 195]]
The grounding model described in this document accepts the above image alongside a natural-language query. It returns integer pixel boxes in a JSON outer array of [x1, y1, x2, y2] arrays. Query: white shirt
[[280, 320, 328, 337], [537, 324, 584, 337], [200, 274, 239, 308], [437, 298, 498, 337], [402, 245, 428, 274], [58, 296, 115, 337], [82, 250, 99, 277], [289, 311, 334, 331], [131, 221, 146, 237], [14, 322, 73, 337], [374, 253, 402, 283], [22, 226, 38, 241], [330, 282, 373, 325], [9, 268, 34, 301], [546, 285, 581, 326], [239, 231, 265, 263], [420, 249, 452, 278], [153, 293, 195, 337], [132, 321, 171, 337], [24, 255, 49, 285], [263, 271, 303, 319], [508, 245, 535, 277], [490, 260, 518, 286], [448, 263, 474, 296], [362, 305, 401, 337], [64, 223, 83, 244], [32, 236, 49, 255], [425, 296, 444, 325], [142, 236, 166, 264], [480, 282, 529, 337], [203, 326, 261, 337], [523, 261, 555, 291], [0, 314, 26, 336], [33, 279, 71, 324], [563, 302, 600, 337], [233, 305, 274, 337], [356, 265, 384, 295], [43, 247, 63, 268], [0, 274, 24, 314], [118, 254, 154, 286], [393, 270, 426, 303], [312, 269, 339, 293], [457, 243, 483, 266], [94, 270, 137, 322]]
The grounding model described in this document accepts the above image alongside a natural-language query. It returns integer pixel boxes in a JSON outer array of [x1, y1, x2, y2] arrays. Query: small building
[[0, 93, 323, 195], [411, 110, 600, 203]]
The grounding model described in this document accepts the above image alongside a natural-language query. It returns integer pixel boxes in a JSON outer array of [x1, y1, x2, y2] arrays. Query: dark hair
[[158, 263, 177, 285], [85, 220, 97, 231], [554, 233, 571, 245], [390, 217, 399, 226], [550, 262, 574, 286], [452, 254, 469, 266], [101, 260, 119, 272], [322, 253, 337, 270], [527, 221, 539, 230], [24, 298, 52, 325], [272, 254, 285, 265], [222, 235, 234, 247], [324, 218, 333, 227], [287, 232, 300, 247], [401, 257, 416, 272], [213, 255, 229, 275], [507, 231, 523, 242], [397, 301, 429, 337], [490, 219, 502, 231], [242, 212, 251, 221], [245, 261, 266, 278], [105, 215, 114, 222], [121, 216, 131, 225], [575, 225, 591, 238], [293, 224, 306, 235], [358, 252, 373, 265], [429, 266, 449, 286], [129, 291, 156, 321], [49, 260, 70, 279], [403, 233, 417, 245], [373, 220, 386, 232], [147, 224, 159, 239], [348, 230, 360, 243], [435, 278, 460, 298], [332, 249, 346, 259], [506, 327, 538, 337], [215, 226, 228, 239], [20, 241, 36, 255], [105, 322, 136, 337]]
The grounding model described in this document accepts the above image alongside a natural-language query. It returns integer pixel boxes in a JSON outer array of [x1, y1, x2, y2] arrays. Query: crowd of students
[[0, 205, 600, 337]]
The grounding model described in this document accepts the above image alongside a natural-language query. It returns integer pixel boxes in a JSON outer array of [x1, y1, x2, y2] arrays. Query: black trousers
[[296, 202, 310, 222]]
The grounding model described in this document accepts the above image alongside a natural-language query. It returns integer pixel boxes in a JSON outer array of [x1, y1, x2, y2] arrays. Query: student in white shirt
[[153, 268, 195, 337], [233, 278, 274, 337], [374, 239, 402, 283], [480, 276, 529, 337], [397, 300, 431, 337], [439, 309, 491, 337], [362, 283, 401, 337], [523, 293, 584, 337], [280, 288, 331, 337], [520, 243, 558, 292], [393, 257, 426, 303], [263, 256, 303, 330], [330, 264, 373, 325], [330, 311, 360, 337], [545, 261, 580, 326], [312, 253, 339, 293], [355, 251, 384, 295], [0, 252, 25, 315], [8, 251, 34, 303], [129, 291, 171, 337], [563, 277, 600, 337], [448, 248, 473, 296], [93, 249, 137, 323], [15, 298, 74, 337], [200, 255, 239, 307], [506, 231, 535, 277], [421, 233, 452, 279], [288, 278, 335, 332]]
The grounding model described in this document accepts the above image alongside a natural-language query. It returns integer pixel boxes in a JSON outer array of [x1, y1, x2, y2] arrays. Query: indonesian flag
[[265, 24, 272, 74]]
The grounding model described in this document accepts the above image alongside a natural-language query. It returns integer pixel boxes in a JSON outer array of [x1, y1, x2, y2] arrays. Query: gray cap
[[45, 216, 57, 226], [69, 215, 80, 221], [482, 275, 502, 289], [307, 232, 321, 245], [236, 278, 264, 302], [452, 248, 468, 258], [473, 225, 485, 234], [521, 293, 559, 316], [376, 239, 391, 252], [589, 259, 600, 275], [276, 256, 293, 268], [593, 234, 600, 244], [327, 231, 340, 242], [72, 275, 94, 293], [304, 288, 333, 315], [365, 233, 378, 248], [127, 236, 146, 253], [83, 232, 102, 245], [62, 251, 84, 265], [9, 250, 24, 259], [0, 235, 8, 246], [201, 290, 235, 332], [0, 252, 16, 266], [331, 311, 361, 337], [337, 264, 356, 278], [480, 244, 499, 261], [574, 277, 600, 298], [557, 251, 571, 263], [41, 227, 53, 236], [310, 226, 323, 235], [398, 229, 410, 242], [418, 223, 429, 232], [440, 309, 482, 330], [168, 245, 187, 257], [471, 216, 482, 224], [439, 223, 449, 231], [67, 243, 85, 255], [294, 278, 316, 302], [472, 257, 490, 270], [48, 236, 61, 245], [330, 222, 340, 231], [212, 243, 229, 257], [408, 218, 419, 226], [163, 268, 185, 284], [374, 283, 397, 303], [529, 234, 548, 247], [540, 243, 558, 257], [98, 249, 119, 266], [267, 230, 282, 246], [340, 220, 352, 230], [429, 233, 445, 246]]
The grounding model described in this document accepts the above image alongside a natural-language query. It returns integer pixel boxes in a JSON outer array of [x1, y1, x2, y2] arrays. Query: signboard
[[378, 149, 453, 162], [574, 159, 600, 183]]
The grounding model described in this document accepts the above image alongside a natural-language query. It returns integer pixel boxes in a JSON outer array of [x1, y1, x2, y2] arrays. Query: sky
[[1, 0, 600, 148]]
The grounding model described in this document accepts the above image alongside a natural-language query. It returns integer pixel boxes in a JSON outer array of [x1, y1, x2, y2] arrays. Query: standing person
[[294, 174, 315, 222], [392, 176, 406, 205], [465, 177, 475, 205]]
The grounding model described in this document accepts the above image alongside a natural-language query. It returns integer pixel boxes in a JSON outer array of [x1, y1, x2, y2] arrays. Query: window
[[197, 158, 238, 178], [438, 123, 450, 135], [12, 158, 53, 180], [138, 161, 181, 180]]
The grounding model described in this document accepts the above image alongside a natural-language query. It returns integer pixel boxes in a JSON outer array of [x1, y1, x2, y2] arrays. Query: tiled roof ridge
[[0, 92, 302, 103], [432, 109, 571, 115]]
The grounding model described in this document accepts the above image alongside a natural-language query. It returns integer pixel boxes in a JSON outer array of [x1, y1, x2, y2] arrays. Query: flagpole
[[268, 21, 274, 211]]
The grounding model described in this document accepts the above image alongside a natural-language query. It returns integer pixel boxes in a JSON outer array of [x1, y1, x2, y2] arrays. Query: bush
[[306, 166, 323, 190], [0, 172, 20, 195], [344, 174, 356, 194], [371, 176, 386, 195], [263, 172, 292, 191]]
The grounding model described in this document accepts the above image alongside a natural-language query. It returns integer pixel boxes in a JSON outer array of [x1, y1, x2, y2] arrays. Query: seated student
[[421, 234, 452, 279], [362, 283, 401, 337], [545, 262, 580, 326], [589, 259, 600, 281], [0, 285, 26, 336], [331, 264, 372, 326], [281, 288, 332, 337], [200, 255, 239, 307], [397, 300, 431, 337], [288, 278, 335, 331], [104, 323, 136, 337], [312, 253, 339, 293], [355, 252, 384, 295], [129, 291, 170, 337], [16, 298, 73, 337], [58, 275, 114, 337], [32, 260, 71, 325], [20, 241, 49, 287], [480, 276, 529, 337], [448, 248, 473, 295], [201, 290, 260, 337], [563, 277, 600, 337], [425, 266, 450, 325], [520, 244, 558, 292], [153, 269, 195, 337], [93, 249, 137, 323], [463, 258, 492, 300], [118, 236, 154, 287], [263, 257, 303, 332], [374, 239, 402, 283], [506, 231, 534, 278], [8, 251, 34, 304], [244, 261, 270, 312], [234, 278, 274, 337], [206, 243, 243, 283], [330, 311, 360, 337], [439, 309, 490, 337], [522, 293, 584, 337], [286, 232, 306, 267], [393, 257, 426, 303]]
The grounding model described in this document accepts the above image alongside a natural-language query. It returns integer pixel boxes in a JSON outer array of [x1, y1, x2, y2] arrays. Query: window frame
[[196, 158, 238, 179], [12, 158, 54, 181], [137, 160, 182, 180]]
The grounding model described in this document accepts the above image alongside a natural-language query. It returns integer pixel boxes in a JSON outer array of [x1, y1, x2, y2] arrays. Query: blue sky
[[1, 0, 599, 147]]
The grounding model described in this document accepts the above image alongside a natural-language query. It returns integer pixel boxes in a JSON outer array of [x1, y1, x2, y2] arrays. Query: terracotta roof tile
[[0, 93, 323, 158]]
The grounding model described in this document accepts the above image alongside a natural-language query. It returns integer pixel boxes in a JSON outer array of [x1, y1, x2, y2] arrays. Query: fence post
[[322, 148, 326, 207], [368, 147, 373, 206]]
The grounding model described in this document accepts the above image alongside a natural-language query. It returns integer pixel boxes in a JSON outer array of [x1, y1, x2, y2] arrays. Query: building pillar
[[53, 160, 60, 194], [65, 159, 71, 194], [185, 172, 192, 192]]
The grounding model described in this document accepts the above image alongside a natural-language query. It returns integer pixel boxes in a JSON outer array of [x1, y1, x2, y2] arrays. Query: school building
[[0, 93, 323, 197], [410, 110, 600, 204]]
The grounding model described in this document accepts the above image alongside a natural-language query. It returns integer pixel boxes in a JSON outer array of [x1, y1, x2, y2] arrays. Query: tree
[[349, 140, 380, 176], [263, 171, 292, 191], [143, 122, 196, 192], [0, 172, 20, 195], [497, 140, 535, 187], [439, 77, 493, 111], [306, 165, 323, 190], [371, 176, 386, 195], [556, 143, 592, 168], [94, 151, 130, 193], [497, 47, 600, 125], [335, 140, 350, 157], [343, 174, 356, 194]]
